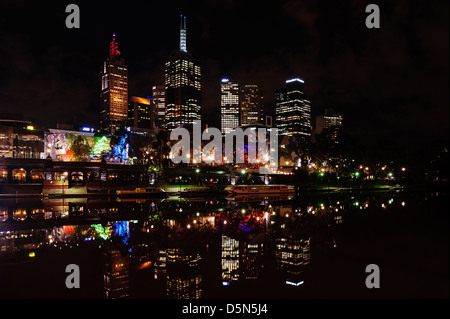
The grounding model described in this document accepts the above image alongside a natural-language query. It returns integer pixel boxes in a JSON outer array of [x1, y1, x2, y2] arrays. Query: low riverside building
[[0, 117, 44, 159], [0, 157, 150, 196]]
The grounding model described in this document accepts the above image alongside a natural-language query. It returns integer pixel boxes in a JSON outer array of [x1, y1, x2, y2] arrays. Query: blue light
[[221, 78, 229, 83], [222, 282, 230, 286], [81, 127, 91, 132]]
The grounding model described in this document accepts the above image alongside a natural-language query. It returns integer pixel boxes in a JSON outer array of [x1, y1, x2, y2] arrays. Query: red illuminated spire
[[109, 33, 121, 56]]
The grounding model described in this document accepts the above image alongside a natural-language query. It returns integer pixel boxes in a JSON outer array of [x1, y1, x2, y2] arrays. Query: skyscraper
[[314, 108, 343, 142], [240, 84, 263, 126], [165, 16, 201, 131], [128, 96, 154, 130], [275, 78, 311, 138], [152, 85, 166, 129], [221, 78, 240, 135], [100, 34, 129, 134]]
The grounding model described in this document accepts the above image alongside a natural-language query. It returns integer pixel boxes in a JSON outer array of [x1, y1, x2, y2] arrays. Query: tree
[[70, 135, 92, 161]]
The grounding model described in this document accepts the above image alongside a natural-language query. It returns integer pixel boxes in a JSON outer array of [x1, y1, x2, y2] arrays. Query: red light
[[210, 201, 213, 205], [210, 179, 213, 182]]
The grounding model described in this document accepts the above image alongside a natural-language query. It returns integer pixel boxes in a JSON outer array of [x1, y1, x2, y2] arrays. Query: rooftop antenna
[[180, 15, 187, 52], [110, 33, 121, 56]]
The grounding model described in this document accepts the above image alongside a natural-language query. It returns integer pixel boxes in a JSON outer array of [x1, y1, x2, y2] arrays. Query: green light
[[354, 201, 359, 206], [388, 172, 393, 177], [241, 169, 246, 174], [195, 169, 200, 173], [319, 173, 324, 177], [355, 172, 360, 177]]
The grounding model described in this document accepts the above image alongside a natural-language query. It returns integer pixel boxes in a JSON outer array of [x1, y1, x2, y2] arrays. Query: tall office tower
[[239, 238, 264, 280], [166, 248, 202, 299], [128, 96, 154, 130], [152, 85, 166, 129], [314, 108, 343, 142], [240, 84, 262, 126], [221, 235, 240, 285], [275, 78, 311, 138], [221, 78, 240, 135], [165, 16, 202, 131], [100, 34, 129, 134], [275, 237, 310, 285], [103, 244, 130, 299]]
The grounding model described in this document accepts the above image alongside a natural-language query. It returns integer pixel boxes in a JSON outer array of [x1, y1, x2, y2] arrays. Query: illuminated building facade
[[314, 109, 343, 142], [240, 237, 264, 280], [221, 79, 240, 135], [275, 78, 311, 138], [128, 96, 154, 130], [166, 248, 202, 299], [221, 235, 240, 285], [152, 85, 166, 129], [275, 237, 310, 285], [0, 118, 44, 159], [221, 234, 265, 285], [103, 244, 130, 299], [240, 84, 263, 126], [165, 16, 201, 131], [100, 34, 129, 134], [45, 128, 110, 161]]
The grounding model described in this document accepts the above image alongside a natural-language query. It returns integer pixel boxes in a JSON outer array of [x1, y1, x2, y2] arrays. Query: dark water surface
[[0, 190, 448, 299]]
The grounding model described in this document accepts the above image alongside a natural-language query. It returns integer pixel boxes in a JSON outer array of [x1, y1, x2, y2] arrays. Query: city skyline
[[0, 0, 448, 148], [0, 1, 448, 305]]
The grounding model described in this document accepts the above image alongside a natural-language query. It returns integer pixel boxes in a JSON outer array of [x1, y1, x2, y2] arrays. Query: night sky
[[0, 0, 448, 147]]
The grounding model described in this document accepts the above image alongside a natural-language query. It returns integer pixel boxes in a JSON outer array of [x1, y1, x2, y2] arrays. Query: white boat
[[225, 184, 295, 195]]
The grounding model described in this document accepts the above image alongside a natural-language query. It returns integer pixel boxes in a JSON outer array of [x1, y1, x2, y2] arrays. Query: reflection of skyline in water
[[0, 191, 447, 299]]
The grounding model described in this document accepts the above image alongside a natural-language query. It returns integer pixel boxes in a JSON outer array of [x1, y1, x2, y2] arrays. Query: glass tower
[[152, 85, 166, 129], [221, 79, 240, 135], [275, 78, 311, 138], [240, 84, 262, 126], [165, 16, 201, 131]]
